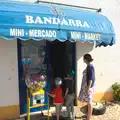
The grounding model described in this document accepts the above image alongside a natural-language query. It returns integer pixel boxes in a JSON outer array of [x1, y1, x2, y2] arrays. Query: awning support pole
[[93, 41, 96, 49], [35, 0, 102, 13]]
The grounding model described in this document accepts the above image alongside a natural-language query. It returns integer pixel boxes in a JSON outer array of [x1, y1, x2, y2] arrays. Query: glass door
[[18, 39, 50, 115]]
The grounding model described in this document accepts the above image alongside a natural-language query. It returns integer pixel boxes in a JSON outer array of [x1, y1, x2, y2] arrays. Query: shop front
[[0, 0, 115, 118]]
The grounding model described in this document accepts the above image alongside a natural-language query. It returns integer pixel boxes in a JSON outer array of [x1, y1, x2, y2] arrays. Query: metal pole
[[93, 41, 96, 49], [47, 96, 50, 120], [35, 0, 102, 13], [27, 89, 30, 120]]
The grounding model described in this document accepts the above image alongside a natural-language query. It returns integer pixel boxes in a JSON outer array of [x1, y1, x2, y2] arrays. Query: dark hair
[[84, 54, 93, 62]]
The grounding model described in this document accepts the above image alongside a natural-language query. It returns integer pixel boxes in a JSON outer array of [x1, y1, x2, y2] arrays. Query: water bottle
[[27, 57, 32, 65], [41, 94, 44, 104], [33, 96, 36, 105], [22, 58, 26, 64]]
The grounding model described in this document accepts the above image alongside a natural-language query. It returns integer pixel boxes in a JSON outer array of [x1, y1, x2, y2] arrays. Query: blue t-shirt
[[86, 64, 95, 88]]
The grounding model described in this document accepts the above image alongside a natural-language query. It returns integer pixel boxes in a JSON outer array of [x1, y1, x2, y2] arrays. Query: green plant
[[112, 82, 120, 101]]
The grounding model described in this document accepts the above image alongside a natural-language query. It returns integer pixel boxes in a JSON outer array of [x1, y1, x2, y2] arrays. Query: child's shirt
[[51, 87, 64, 104]]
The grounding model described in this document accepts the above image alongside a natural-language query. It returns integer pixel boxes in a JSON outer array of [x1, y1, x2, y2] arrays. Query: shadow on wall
[[101, 87, 113, 101], [76, 42, 113, 103], [76, 41, 94, 105], [76, 41, 94, 61], [94, 87, 113, 102]]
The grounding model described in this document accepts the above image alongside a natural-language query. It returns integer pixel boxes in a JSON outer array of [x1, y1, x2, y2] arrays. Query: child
[[64, 68, 75, 120], [46, 77, 64, 120]]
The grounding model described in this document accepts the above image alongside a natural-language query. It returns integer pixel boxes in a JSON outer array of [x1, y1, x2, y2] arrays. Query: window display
[[21, 40, 47, 104]]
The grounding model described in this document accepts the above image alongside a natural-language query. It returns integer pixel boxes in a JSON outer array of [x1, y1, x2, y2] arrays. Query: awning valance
[[0, 1, 115, 46]]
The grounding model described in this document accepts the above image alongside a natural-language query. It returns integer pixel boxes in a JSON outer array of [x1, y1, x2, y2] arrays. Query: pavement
[[8, 102, 120, 120], [75, 102, 120, 120], [90, 102, 120, 120]]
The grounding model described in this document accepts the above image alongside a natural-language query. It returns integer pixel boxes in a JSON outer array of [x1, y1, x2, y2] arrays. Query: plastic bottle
[[41, 94, 44, 104]]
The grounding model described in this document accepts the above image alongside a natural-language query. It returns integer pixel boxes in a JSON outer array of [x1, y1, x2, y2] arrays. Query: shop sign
[[25, 15, 90, 28], [71, 31, 101, 41], [9, 15, 101, 40], [10, 28, 56, 38], [10, 28, 101, 41]]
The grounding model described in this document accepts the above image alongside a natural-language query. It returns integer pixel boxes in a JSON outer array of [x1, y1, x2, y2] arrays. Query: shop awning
[[0, 1, 115, 46]]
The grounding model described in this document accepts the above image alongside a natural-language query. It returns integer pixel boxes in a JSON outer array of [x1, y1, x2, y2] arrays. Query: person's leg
[[60, 104, 62, 115], [70, 94, 75, 119], [70, 99, 74, 118], [87, 103, 93, 120], [87, 87, 95, 120], [56, 105, 59, 120], [66, 94, 75, 119], [56, 104, 61, 120], [65, 95, 71, 118], [56, 113, 59, 120]]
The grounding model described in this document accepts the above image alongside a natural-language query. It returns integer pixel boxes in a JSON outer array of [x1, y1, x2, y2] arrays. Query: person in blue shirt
[[78, 54, 95, 120]]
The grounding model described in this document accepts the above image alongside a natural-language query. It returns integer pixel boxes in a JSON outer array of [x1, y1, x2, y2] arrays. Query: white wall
[[0, 38, 19, 106], [87, 0, 120, 93], [76, 0, 120, 94], [76, 41, 94, 95]]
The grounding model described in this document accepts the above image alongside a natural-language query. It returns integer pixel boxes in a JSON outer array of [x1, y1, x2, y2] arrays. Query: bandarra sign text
[[25, 15, 90, 28], [9, 15, 101, 41]]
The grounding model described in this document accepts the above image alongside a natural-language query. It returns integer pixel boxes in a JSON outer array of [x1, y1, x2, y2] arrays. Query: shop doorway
[[46, 40, 76, 106], [18, 39, 76, 115]]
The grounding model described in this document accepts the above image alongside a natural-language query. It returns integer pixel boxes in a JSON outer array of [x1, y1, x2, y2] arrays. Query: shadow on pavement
[[80, 105, 87, 114], [24, 114, 68, 120]]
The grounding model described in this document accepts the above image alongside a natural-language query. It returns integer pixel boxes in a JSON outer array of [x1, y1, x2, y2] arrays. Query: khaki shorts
[[54, 103, 62, 114], [65, 94, 75, 105]]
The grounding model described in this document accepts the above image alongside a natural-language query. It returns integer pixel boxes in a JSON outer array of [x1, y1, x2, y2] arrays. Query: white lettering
[[43, 17, 52, 24], [25, 15, 34, 23], [35, 16, 43, 24], [38, 30, 42, 36], [83, 21, 90, 28], [10, 28, 16, 36], [84, 33, 101, 40], [71, 32, 81, 39], [25, 15, 90, 28], [41, 30, 45, 37], [52, 31, 56, 37], [68, 19, 76, 26], [49, 31, 56, 37], [29, 29, 35, 37], [29, 29, 56, 38], [61, 18, 68, 25], [52, 18, 60, 24], [45, 30, 49, 37], [75, 20, 83, 27], [10, 28, 24, 36]]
